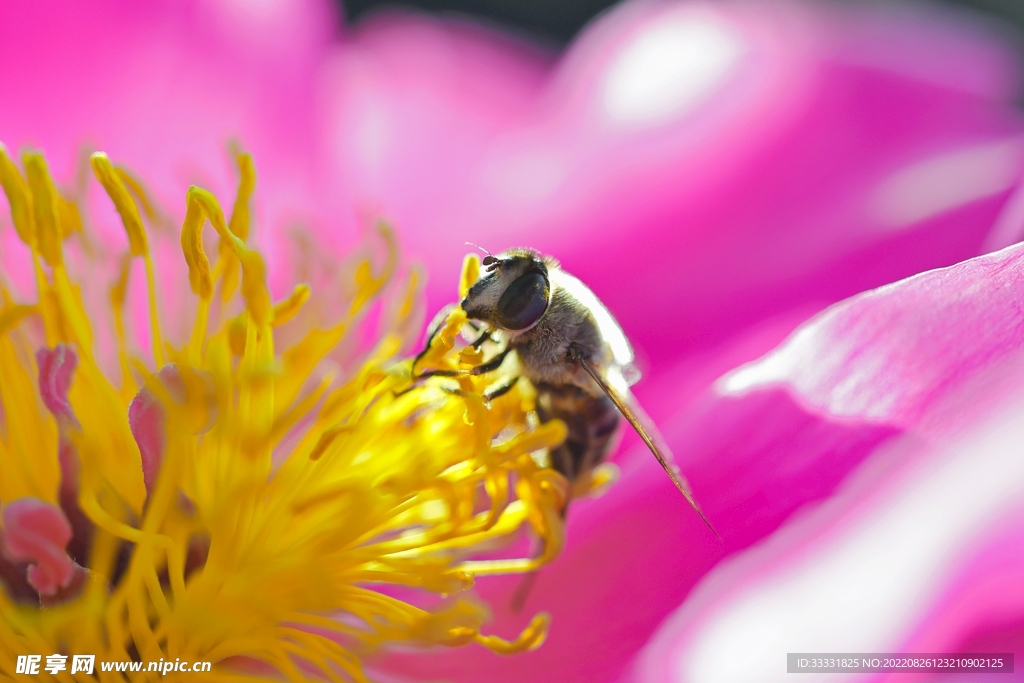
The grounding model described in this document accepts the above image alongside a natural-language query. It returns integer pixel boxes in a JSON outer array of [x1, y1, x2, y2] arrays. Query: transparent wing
[[578, 357, 719, 538]]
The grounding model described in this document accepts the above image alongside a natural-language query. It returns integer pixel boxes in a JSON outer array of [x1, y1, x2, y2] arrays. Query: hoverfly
[[415, 248, 715, 534]]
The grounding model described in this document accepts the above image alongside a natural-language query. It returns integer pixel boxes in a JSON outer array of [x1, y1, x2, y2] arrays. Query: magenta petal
[[626, 242, 1024, 681], [4, 0, 1024, 677], [128, 366, 169, 496], [632, 410, 1024, 683], [367, 313, 892, 683], [128, 382, 166, 498], [0, 0, 339, 304], [324, 0, 1024, 373], [35, 345, 80, 429], [905, 515, 1024, 654], [375, 243, 1024, 683], [368, 1, 1024, 675], [369, 208, 1024, 683], [128, 365, 189, 496], [36, 345, 83, 496], [1, 498, 77, 596], [129, 365, 216, 496], [715, 246, 1024, 430]]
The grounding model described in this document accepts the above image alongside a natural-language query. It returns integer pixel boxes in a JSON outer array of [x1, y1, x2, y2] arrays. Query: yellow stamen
[[56, 193, 82, 239], [91, 151, 164, 367], [0, 145, 568, 681], [21, 152, 62, 267], [0, 144, 35, 247], [219, 150, 255, 304], [114, 164, 160, 223], [350, 222, 398, 316], [90, 153, 148, 257]]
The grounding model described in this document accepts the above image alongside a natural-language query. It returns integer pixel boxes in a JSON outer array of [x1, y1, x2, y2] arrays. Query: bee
[[418, 248, 715, 535]]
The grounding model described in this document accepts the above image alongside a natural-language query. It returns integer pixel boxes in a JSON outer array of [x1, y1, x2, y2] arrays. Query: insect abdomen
[[534, 382, 621, 485]]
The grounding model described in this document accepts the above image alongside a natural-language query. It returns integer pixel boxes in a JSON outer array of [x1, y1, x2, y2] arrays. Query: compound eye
[[496, 271, 549, 330]]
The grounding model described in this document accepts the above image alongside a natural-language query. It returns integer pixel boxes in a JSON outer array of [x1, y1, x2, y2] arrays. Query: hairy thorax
[[510, 288, 609, 395]]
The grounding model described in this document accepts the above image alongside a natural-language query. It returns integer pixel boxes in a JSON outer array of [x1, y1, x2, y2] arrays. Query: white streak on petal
[[718, 320, 898, 421], [683, 399, 1024, 682], [487, 148, 566, 203], [603, 13, 746, 125], [982, 172, 1024, 251], [718, 326, 810, 394], [354, 100, 392, 176], [220, 0, 291, 21], [869, 139, 1023, 229]]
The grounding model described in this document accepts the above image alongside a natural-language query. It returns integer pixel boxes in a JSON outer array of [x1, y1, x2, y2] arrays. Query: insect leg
[[397, 314, 451, 397], [510, 570, 540, 613], [411, 303, 455, 373], [484, 376, 519, 402], [411, 305, 488, 370], [397, 344, 513, 399], [416, 344, 513, 380], [469, 328, 495, 349], [468, 344, 512, 375]]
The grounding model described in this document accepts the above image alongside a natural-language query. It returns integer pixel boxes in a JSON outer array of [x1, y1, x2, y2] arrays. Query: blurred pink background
[[3, 0, 1024, 680]]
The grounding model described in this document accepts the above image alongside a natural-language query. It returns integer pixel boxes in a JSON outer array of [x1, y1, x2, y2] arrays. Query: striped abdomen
[[534, 381, 621, 485]]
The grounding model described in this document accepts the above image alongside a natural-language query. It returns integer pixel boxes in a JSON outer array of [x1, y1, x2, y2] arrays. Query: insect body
[[458, 248, 715, 533]]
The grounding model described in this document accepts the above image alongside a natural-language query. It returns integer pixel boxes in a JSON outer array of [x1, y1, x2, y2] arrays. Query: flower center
[[0, 143, 567, 679]]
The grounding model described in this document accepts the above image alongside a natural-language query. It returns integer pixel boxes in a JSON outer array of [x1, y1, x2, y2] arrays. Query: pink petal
[[367, 2, 1024, 678], [0, 0, 340, 346], [325, 0, 1024, 372], [128, 364, 188, 495], [372, 381, 898, 682], [5, 0, 1020, 377], [3, 0, 1024, 677], [1, 498, 77, 596], [0, 0, 335, 206], [35, 345, 82, 496], [626, 242, 1024, 681], [129, 364, 215, 496], [35, 345, 79, 429], [128, 380, 167, 497]]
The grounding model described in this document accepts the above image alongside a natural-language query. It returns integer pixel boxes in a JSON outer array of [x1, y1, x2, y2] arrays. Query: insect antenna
[[464, 241, 492, 256], [576, 356, 720, 539], [465, 242, 501, 270]]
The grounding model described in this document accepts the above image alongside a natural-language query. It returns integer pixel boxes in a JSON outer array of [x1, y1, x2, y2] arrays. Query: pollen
[[0, 144, 568, 681]]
